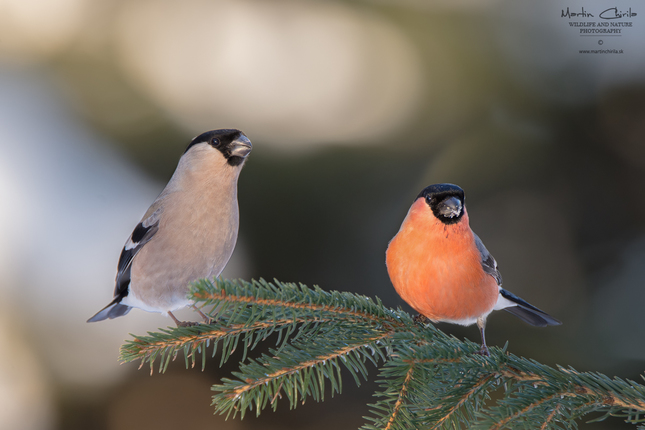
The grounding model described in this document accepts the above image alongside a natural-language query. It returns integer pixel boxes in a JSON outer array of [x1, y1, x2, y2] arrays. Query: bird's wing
[[113, 207, 162, 298], [474, 232, 562, 327], [473, 233, 503, 286], [87, 200, 164, 322]]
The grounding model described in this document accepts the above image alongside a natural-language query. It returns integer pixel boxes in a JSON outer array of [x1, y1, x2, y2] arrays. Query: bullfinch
[[386, 183, 561, 355], [88, 129, 252, 327]]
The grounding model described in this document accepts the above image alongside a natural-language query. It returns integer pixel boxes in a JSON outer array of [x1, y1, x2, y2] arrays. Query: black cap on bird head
[[417, 183, 465, 225], [185, 129, 253, 166]]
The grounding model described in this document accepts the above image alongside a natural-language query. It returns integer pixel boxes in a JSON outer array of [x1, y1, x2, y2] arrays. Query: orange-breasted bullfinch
[[386, 183, 561, 355], [87, 129, 252, 327]]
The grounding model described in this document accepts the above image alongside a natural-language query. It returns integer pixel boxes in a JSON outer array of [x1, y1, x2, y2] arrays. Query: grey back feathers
[[474, 233, 503, 286]]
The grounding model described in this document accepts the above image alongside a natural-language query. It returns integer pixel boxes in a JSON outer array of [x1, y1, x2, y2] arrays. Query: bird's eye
[[211, 137, 220, 146]]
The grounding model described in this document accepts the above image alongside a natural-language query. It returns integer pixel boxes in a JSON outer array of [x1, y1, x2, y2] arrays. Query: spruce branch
[[212, 328, 390, 418], [120, 278, 645, 428]]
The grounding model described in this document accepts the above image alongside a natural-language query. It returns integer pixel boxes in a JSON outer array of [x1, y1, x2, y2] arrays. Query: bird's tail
[[499, 289, 562, 327], [87, 298, 132, 322]]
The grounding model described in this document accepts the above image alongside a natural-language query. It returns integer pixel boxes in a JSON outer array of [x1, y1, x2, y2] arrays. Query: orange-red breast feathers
[[386, 198, 498, 325]]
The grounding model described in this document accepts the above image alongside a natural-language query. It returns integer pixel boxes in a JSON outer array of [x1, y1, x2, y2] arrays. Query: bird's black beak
[[230, 135, 253, 158], [437, 196, 462, 218]]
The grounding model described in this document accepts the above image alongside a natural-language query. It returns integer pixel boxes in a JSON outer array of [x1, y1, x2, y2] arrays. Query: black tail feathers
[[87, 297, 132, 322], [500, 289, 562, 327]]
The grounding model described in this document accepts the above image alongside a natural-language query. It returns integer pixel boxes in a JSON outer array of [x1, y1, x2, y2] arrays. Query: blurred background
[[1, 0, 644, 428]]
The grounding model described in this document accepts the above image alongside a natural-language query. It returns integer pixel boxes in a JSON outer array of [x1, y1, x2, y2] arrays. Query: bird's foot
[[191, 305, 215, 324], [176, 320, 200, 328], [473, 345, 490, 357], [168, 310, 200, 328], [413, 314, 431, 325]]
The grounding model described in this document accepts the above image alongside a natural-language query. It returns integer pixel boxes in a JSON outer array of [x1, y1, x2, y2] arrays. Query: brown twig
[[430, 373, 496, 429], [227, 331, 393, 400], [539, 404, 562, 430], [193, 288, 405, 327], [384, 364, 415, 430]]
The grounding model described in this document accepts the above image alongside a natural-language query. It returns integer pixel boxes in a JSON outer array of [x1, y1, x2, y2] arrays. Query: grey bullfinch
[[88, 129, 252, 326]]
